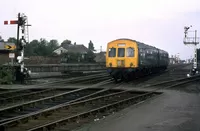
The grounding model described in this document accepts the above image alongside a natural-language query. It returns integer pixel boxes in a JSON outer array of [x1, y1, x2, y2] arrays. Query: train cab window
[[118, 48, 125, 57], [108, 48, 116, 57], [126, 47, 134, 57]]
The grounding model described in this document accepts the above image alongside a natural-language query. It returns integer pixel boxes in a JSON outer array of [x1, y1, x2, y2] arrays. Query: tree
[[61, 39, 72, 47], [88, 40, 95, 51], [37, 38, 49, 56], [7, 37, 17, 44], [48, 40, 59, 50], [87, 50, 96, 62], [47, 39, 59, 56], [25, 39, 60, 57], [25, 39, 40, 56]]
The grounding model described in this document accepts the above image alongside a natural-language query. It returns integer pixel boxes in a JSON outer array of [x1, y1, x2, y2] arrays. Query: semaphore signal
[[4, 20, 18, 25], [3, 13, 31, 83], [183, 25, 199, 76]]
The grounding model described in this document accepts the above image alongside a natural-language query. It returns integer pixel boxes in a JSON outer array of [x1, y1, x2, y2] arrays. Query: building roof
[[55, 44, 91, 54], [62, 43, 73, 49], [53, 42, 94, 55], [54, 46, 67, 52]]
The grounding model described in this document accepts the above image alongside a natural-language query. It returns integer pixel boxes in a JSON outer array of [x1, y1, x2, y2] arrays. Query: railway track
[[1, 74, 199, 131], [0, 89, 158, 131], [0, 79, 114, 124], [0, 72, 109, 91], [122, 74, 200, 90], [130, 64, 191, 87], [34, 72, 110, 86], [0, 88, 75, 108], [75, 76, 111, 85], [0, 64, 194, 130], [0, 73, 111, 108], [68, 75, 111, 84]]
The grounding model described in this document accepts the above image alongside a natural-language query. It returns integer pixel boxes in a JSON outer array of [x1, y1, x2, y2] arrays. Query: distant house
[[53, 47, 68, 55], [94, 51, 106, 63], [53, 43, 91, 55], [53, 43, 95, 63]]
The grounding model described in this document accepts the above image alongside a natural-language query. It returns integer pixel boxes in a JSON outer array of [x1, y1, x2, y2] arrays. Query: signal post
[[4, 13, 31, 83], [184, 26, 199, 76]]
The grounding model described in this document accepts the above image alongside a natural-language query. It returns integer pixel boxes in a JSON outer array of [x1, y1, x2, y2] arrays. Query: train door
[[117, 47, 125, 67], [125, 47, 135, 67]]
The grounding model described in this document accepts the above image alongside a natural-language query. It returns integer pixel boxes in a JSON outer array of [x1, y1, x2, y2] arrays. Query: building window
[[126, 47, 134, 57], [108, 48, 116, 57], [118, 48, 125, 57]]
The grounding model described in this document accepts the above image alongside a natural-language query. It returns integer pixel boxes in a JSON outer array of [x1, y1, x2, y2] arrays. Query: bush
[[0, 66, 13, 84]]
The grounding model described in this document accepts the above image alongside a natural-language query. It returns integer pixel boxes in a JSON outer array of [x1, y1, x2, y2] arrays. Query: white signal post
[[4, 13, 31, 83], [184, 25, 199, 75]]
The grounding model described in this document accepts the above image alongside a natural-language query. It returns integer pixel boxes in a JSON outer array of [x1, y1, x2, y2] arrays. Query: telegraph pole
[[184, 26, 199, 76]]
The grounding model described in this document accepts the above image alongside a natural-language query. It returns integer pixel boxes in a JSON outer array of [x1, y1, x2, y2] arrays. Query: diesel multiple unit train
[[106, 38, 169, 81]]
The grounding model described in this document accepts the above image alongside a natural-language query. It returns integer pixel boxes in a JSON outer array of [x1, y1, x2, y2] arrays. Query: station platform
[[75, 90, 200, 131]]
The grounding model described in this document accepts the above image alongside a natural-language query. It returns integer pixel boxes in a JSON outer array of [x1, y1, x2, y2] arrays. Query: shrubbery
[[0, 66, 13, 84]]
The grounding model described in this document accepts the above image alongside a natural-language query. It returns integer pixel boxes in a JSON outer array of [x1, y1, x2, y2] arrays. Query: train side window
[[126, 47, 134, 57], [108, 48, 116, 57], [118, 48, 125, 57]]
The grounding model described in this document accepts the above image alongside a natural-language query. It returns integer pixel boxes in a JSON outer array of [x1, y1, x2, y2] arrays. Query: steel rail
[[0, 88, 76, 108], [0, 72, 109, 97], [2, 89, 149, 131], [140, 74, 200, 88], [29, 92, 159, 131]]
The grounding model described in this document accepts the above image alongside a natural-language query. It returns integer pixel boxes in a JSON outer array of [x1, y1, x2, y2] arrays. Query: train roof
[[108, 38, 168, 54]]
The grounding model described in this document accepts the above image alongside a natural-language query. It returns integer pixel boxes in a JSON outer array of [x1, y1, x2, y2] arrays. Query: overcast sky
[[0, 0, 200, 59]]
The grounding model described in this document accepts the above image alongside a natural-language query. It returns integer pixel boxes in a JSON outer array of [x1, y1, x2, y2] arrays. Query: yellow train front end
[[106, 39, 138, 81]]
